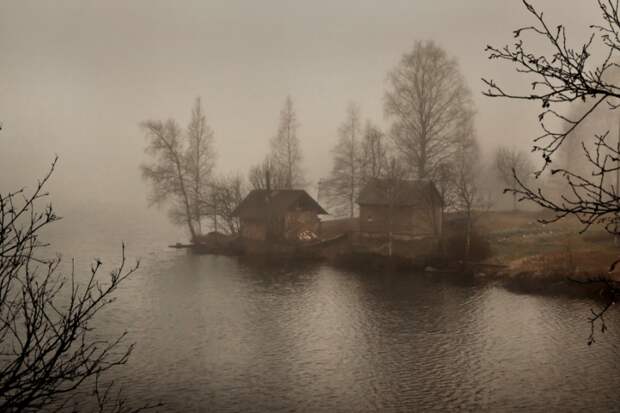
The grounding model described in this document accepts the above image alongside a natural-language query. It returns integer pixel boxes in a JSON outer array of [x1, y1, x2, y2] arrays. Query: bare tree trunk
[[388, 203, 393, 257], [351, 115, 356, 218], [287, 122, 292, 189], [325, 103, 362, 216], [174, 156, 196, 240], [212, 191, 218, 233], [350, 160, 355, 218], [465, 209, 472, 263], [350, 186, 354, 218], [270, 96, 303, 190], [193, 108, 203, 235], [418, 142, 427, 179]]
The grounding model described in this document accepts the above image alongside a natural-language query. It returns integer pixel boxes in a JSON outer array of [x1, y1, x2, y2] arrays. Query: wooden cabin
[[357, 179, 443, 239], [232, 189, 327, 242]]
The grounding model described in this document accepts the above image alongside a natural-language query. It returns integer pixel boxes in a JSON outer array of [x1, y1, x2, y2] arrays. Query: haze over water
[[3, 1, 620, 411], [0, 0, 602, 213]]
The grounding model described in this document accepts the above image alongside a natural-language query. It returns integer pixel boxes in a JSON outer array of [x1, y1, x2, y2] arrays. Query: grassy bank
[[476, 210, 619, 297], [189, 210, 618, 299]]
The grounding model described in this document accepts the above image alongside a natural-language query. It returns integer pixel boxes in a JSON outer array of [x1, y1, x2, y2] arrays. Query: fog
[[0, 0, 601, 224], [4, 2, 620, 411]]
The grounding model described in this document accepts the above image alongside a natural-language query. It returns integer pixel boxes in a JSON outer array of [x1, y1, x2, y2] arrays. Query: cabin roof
[[232, 189, 328, 219], [357, 178, 443, 207]]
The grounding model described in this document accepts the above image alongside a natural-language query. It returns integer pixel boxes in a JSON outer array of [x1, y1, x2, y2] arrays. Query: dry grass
[[320, 210, 620, 280], [507, 247, 618, 279], [478, 210, 620, 280]]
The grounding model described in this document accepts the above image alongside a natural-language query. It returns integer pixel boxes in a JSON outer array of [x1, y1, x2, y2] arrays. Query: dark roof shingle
[[357, 179, 442, 207], [232, 189, 327, 219]]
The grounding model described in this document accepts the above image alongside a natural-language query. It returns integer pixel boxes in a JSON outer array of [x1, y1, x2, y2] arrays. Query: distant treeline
[[139, 40, 539, 247]]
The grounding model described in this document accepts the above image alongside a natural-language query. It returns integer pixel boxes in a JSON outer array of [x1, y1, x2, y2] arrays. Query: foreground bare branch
[[0, 157, 158, 411], [485, 0, 620, 342], [483, 0, 620, 174]]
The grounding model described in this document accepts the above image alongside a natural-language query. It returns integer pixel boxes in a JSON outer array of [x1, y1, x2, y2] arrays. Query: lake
[[47, 214, 620, 412]]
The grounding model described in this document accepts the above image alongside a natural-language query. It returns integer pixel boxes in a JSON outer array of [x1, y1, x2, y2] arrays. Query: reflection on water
[[87, 253, 618, 412], [47, 218, 620, 412]]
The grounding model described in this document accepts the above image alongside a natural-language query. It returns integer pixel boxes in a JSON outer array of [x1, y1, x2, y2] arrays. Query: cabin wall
[[241, 214, 315, 242], [410, 206, 441, 236], [359, 204, 442, 237], [359, 205, 411, 234], [240, 218, 267, 241]]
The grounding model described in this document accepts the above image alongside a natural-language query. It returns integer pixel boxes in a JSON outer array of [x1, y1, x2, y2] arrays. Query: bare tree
[[433, 161, 456, 215], [385, 40, 475, 181], [141, 119, 196, 239], [360, 120, 388, 184], [0, 158, 158, 412], [248, 156, 287, 191], [453, 128, 484, 262], [248, 158, 269, 191], [483, 0, 620, 343], [381, 157, 410, 257], [185, 97, 216, 235], [323, 103, 363, 217], [494, 146, 535, 210], [141, 98, 216, 241], [269, 96, 305, 189], [208, 174, 246, 235]]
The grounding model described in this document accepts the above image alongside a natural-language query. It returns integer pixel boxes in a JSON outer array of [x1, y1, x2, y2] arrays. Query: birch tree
[[434, 161, 455, 213], [385, 41, 474, 181], [141, 119, 196, 239], [248, 156, 287, 190], [248, 159, 271, 191], [186, 97, 216, 234], [324, 103, 363, 217], [360, 120, 388, 184], [269, 96, 305, 189], [141, 98, 216, 240], [381, 157, 410, 257], [453, 128, 483, 261]]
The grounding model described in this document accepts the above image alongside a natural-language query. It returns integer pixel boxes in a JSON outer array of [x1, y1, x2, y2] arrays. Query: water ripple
[[66, 249, 620, 412]]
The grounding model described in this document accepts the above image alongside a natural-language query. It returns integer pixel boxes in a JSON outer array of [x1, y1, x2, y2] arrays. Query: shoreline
[[178, 241, 615, 305]]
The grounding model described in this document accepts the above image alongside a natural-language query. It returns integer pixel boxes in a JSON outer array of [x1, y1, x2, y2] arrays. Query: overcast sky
[[0, 0, 603, 221]]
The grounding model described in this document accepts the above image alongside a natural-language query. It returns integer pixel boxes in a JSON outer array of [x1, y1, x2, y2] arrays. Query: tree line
[[141, 94, 308, 242], [141, 41, 541, 246]]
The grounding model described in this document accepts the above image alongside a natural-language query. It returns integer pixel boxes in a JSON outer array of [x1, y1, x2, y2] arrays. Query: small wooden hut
[[357, 179, 443, 238], [232, 189, 327, 242]]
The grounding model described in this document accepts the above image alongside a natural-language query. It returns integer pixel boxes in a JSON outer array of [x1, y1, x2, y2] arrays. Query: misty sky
[[0, 1, 602, 221]]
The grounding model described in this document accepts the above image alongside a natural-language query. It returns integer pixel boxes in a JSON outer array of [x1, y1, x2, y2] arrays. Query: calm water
[[48, 215, 620, 412]]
